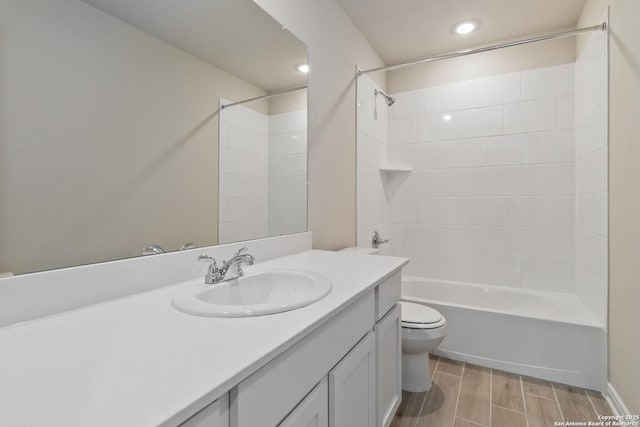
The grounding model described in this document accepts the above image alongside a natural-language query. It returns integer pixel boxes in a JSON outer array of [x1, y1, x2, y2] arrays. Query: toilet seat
[[400, 302, 446, 329]]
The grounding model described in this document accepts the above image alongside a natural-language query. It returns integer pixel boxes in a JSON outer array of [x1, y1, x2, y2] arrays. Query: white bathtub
[[402, 277, 606, 391]]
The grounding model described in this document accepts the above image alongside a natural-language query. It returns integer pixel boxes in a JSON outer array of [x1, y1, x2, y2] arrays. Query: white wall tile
[[417, 113, 459, 142], [392, 170, 431, 197], [388, 117, 417, 144], [521, 163, 574, 195], [473, 72, 521, 107], [521, 63, 575, 100], [389, 198, 417, 224], [487, 133, 539, 165], [457, 198, 507, 226], [473, 166, 521, 196], [539, 129, 574, 163], [494, 227, 538, 258], [576, 103, 607, 157], [538, 228, 574, 260], [577, 232, 608, 283], [576, 194, 607, 237], [219, 100, 245, 127], [426, 252, 474, 282], [429, 80, 473, 113], [219, 123, 230, 148], [416, 198, 459, 224], [407, 142, 443, 170], [504, 99, 557, 134], [358, 64, 594, 295], [458, 106, 504, 139], [506, 196, 574, 228], [245, 108, 269, 134], [390, 88, 429, 118], [472, 256, 520, 287], [269, 132, 307, 156], [520, 259, 574, 293], [443, 139, 487, 168], [575, 265, 607, 326], [431, 168, 474, 196], [557, 96, 575, 129], [270, 110, 307, 134]]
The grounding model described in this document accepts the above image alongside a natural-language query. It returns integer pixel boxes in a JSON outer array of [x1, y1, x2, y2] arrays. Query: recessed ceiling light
[[295, 64, 310, 73], [453, 20, 478, 35], [442, 114, 453, 122]]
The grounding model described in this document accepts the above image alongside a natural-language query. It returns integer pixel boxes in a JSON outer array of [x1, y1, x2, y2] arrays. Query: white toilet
[[400, 301, 447, 392]]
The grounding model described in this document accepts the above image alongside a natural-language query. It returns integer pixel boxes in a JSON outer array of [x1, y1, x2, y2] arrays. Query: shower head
[[374, 89, 395, 106]]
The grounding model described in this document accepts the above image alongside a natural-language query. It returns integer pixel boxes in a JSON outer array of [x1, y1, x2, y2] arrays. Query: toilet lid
[[400, 302, 445, 329]]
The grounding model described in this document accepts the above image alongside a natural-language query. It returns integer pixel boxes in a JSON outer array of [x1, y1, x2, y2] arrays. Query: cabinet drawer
[[375, 271, 401, 321], [230, 290, 375, 427]]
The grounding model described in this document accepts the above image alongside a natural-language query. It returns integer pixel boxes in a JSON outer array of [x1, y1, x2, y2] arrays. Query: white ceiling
[[82, 0, 307, 92], [337, 0, 588, 65]]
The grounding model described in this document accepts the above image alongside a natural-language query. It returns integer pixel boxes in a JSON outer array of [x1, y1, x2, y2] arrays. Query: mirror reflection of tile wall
[[219, 99, 307, 244], [0, 0, 307, 275]]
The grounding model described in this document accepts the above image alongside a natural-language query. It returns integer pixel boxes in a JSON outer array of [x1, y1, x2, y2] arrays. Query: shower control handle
[[371, 230, 389, 249]]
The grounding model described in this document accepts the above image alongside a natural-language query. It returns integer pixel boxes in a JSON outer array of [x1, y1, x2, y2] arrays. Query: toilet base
[[402, 352, 433, 392]]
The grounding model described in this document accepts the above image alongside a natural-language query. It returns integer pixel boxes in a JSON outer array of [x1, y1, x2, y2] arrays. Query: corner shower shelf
[[379, 166, 412, 173]]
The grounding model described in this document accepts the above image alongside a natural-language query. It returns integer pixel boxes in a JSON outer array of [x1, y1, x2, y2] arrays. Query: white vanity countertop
[[0, 250, 407, 427]]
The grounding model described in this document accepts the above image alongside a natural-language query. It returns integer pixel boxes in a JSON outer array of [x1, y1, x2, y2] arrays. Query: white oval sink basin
[[172, 270, 333, 317]]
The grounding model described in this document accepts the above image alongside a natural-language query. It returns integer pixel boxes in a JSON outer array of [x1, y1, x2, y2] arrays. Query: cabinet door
[[180, 393, 229, 427], [279, 378, 328, 427], [328, 331, 376, 427], [375, 304, 401, 427]]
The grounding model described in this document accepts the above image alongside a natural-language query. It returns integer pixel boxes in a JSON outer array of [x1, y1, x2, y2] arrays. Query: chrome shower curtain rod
[[358, 23, 607, 76], [220, 84, 308, 109]]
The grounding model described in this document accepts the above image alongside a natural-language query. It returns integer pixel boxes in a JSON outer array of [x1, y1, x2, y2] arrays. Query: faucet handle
[[198, 254, 217, 269], [371, 230, 390, 249], [233, 247, 248, 257], [198, 254, 220, 284]]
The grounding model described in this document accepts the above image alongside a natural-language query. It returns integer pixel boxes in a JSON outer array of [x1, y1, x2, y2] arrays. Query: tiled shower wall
[[385, 64, 578, 293], [268, 109, 308, 237], [575, 30, 608, 326], [219, 101, 269, 244], [219, 101, 308, 244], [357, 76, 389, 249]]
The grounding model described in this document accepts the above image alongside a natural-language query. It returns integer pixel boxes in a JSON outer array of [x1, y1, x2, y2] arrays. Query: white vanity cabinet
[[375, 304, 402, 427], [328, 331, 376, 427], [279, 378, 329, 427], [222, 269, 402, 427], [180, 393, 229, 427]]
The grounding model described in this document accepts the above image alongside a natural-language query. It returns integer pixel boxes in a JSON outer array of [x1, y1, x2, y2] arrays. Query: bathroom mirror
[[218, 90, 307, 244], [0, 0, 307, 275]]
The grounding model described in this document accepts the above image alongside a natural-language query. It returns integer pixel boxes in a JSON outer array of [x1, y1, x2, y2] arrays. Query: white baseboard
[[606, 382, 632, 416]]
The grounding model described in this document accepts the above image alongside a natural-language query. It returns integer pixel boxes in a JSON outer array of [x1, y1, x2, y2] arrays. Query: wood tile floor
[[392, 355, 614, 427]]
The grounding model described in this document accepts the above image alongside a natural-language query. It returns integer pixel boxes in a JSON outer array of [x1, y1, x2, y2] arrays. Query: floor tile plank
[[522, 375, 555, 400], [416, 372, 462, 427], [429, 354, 439, 378], [492, 370, 524, 412], [554, 383, 599, 422], [390, 391, 427, 427], [586, 390, 614, 416], [436, 358, 464, 376], [525, 394, 564, 427], [491, 405, 527, 427], [454, 418, 485, 427], [456, 365, 490, 426]]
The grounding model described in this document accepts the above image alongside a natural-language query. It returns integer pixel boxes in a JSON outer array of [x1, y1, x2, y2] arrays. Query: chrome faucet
[[371, 230, 389, 249], [142, 244, 166, 255], [198, 247, 255, 284]]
